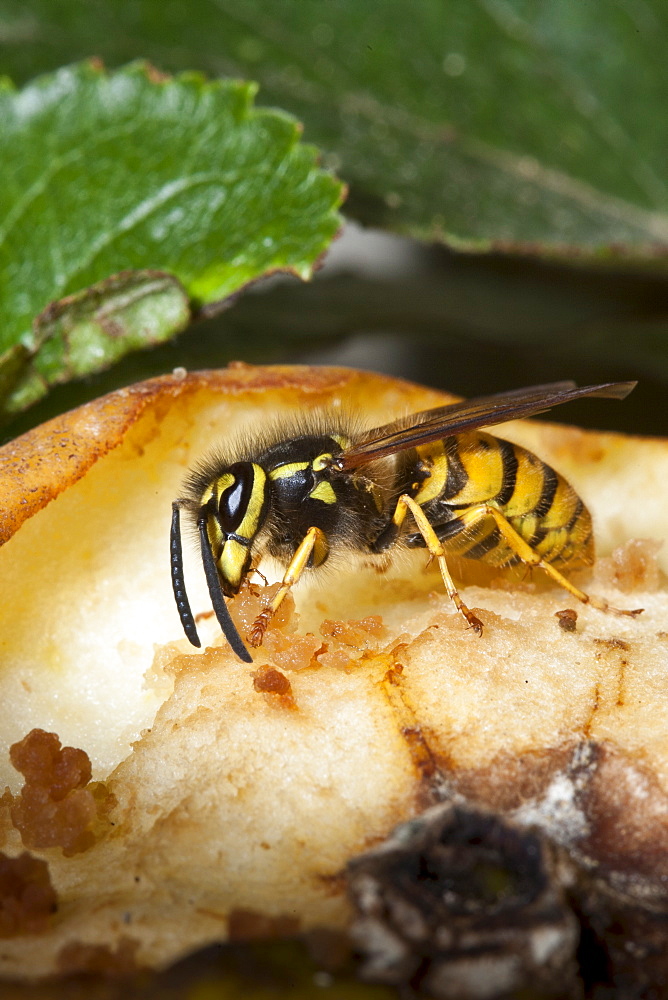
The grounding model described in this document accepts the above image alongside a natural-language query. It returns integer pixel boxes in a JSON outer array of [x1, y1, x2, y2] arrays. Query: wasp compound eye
[[218, 463, 255, 534]]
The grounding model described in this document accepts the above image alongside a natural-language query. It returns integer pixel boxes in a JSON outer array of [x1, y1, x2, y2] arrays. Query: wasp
[[170, 380, 641, 662]]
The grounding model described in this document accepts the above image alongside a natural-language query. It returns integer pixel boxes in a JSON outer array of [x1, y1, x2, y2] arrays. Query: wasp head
[[171, 460, 270, 663], [202, 461, 270, 596]]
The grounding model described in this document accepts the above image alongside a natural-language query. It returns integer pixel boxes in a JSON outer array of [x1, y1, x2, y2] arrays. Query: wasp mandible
[[171, 380, 641, 662]]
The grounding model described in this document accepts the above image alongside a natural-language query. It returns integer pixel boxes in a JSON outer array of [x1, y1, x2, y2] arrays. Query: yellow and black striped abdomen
[[413, 432, 594, 571]]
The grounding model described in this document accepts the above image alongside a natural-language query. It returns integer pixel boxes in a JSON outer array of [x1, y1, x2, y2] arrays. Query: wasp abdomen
[[409, 432, 593, 572]]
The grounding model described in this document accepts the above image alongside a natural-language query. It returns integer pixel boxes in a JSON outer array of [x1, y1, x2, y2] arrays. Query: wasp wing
[[334, 381, 636, 470]]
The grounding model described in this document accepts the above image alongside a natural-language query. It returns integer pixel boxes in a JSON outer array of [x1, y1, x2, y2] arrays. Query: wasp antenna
[[198, 514, 253, 664], [171, 503, 201, 648]]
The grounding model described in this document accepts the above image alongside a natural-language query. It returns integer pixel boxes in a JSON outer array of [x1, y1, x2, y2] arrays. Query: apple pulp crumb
[[230, 583, 388, 672], [316, 615, 387, 670], [229, 582, 297, 637], [596, 538, 663, 593], [0, 851, 57, 937], [227, 908, 301, 941], [252, 666, 297, 710], [9, 730, 114, 857], [56, 936, 140, 977], [264, 630, 323, 672], [555, 609, 578, 632]]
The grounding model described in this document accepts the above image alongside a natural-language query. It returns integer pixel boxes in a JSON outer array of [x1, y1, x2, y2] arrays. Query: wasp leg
[[250, 566, 270, 587], [393, 495, 484, 635], [475, 504, 644, 619], [249, 526, 329, 647]]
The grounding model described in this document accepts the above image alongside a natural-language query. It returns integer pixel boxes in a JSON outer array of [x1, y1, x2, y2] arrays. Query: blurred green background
[[2, 0, 667, 440]]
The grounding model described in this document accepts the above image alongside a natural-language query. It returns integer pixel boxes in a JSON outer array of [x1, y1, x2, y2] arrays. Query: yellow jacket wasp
[[171, 380, 640, 663]]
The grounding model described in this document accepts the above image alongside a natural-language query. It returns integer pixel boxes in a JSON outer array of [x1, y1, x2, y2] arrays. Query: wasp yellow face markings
[[205, 464, 270, 594], [218, 537, 251, 591], [214, 473, 235, 505], [207, 517, 224, 557], [235, 465, 268, 540]]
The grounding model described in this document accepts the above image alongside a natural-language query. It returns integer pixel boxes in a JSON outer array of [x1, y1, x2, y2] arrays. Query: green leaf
[[0, 343, 32, 408], [0, 60, 344, 414], [0, 1, 666, 257], [3, 271, 190, 417]]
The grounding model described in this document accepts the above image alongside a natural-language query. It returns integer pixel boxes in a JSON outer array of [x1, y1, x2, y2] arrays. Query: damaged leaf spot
[[0, 62, 344, 417]]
